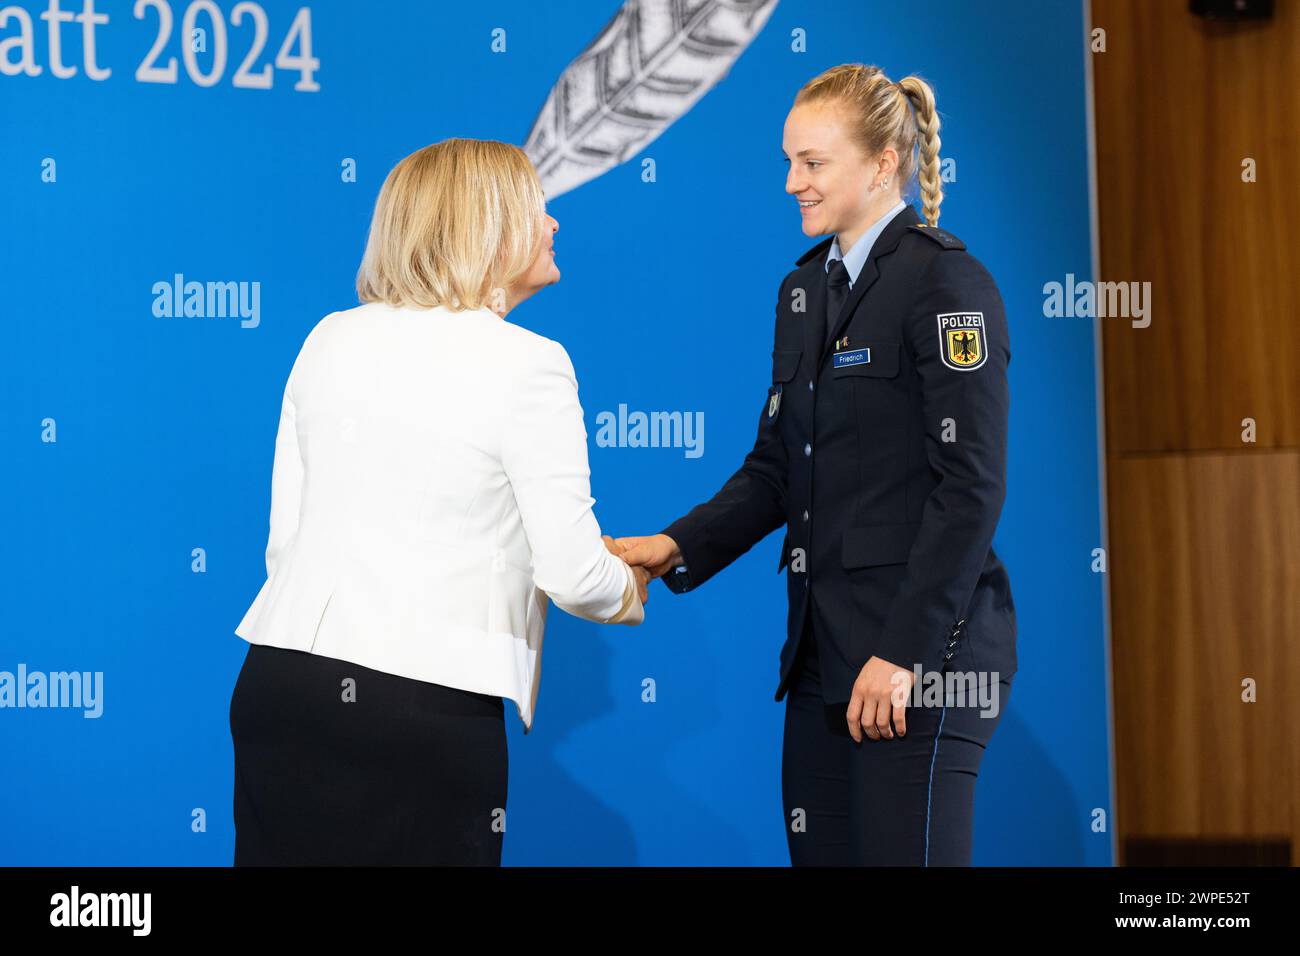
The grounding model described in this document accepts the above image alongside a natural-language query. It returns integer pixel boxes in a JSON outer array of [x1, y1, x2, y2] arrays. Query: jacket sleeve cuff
[[873, 607, 961, 675], [657, 521, 703, 594]]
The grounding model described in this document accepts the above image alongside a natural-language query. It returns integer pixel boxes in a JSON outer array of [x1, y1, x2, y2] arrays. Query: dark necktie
[[824, 257, 850, 350]]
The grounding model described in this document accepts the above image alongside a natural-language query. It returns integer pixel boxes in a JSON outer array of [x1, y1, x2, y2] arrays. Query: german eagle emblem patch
[[936, 312, 987, 370]]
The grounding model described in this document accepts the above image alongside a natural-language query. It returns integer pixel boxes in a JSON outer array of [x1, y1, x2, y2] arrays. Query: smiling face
[[783, 101, 892, 251]]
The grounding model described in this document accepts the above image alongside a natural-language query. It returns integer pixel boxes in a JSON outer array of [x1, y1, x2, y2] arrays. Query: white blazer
[[234, 301, 642, 733]]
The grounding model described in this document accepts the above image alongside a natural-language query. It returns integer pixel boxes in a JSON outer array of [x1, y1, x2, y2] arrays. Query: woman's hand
[[613, 534, 683, 579], [631, 565, 650, 605], [846, 656, 915, 742], [603, 535, 650, 604]]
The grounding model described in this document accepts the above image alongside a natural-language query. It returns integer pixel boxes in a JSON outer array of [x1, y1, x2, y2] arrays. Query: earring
[[882, 178, 889, 188]]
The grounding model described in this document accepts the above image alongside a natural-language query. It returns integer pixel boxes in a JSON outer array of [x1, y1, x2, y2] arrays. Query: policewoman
[[617, 64, 1017, 866]]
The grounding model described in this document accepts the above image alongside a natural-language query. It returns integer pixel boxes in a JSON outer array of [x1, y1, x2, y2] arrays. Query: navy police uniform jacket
[[659, 203, 1017, 706]]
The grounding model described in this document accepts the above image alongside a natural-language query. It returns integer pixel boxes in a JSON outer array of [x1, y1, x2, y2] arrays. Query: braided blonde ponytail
[[897, 76, 942, 226], [795, 65, 944, 226]]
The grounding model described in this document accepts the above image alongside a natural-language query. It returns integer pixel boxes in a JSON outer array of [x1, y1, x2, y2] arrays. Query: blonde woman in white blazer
[[229, 139, 647, 866]]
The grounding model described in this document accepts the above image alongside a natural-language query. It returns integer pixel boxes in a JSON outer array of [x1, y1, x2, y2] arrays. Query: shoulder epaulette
[[908, 223, 966, 250]]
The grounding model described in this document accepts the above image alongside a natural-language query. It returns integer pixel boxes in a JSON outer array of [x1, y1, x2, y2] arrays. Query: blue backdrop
[[1, 0, 1111, 865]]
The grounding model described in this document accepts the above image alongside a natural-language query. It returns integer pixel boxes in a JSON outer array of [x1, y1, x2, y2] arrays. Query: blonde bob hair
[[795, 64, 943, 226], [356, 138, 547, 312]]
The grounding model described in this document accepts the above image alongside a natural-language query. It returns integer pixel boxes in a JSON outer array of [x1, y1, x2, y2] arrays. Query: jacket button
[[802, 510, 810, 522], [804, 443, 812, 456], [808, 380, 814, 391]]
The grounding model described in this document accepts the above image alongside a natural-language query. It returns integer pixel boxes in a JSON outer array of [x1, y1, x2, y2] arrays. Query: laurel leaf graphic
[[524, 0, 780, 200]]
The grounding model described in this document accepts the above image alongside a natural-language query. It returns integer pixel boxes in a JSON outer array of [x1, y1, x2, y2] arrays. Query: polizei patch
[[936, 312, 987, 370]]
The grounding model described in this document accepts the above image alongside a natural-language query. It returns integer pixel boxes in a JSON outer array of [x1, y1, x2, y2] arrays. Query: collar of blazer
[[795, 203, 922, 365], [794, 202, 921, 267]]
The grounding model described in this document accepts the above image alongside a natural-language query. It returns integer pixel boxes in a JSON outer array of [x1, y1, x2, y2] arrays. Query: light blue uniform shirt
[[826, 199, 908, 287]]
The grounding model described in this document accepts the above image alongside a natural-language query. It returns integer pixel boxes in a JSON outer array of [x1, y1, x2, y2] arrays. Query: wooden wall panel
[[1107, 453, 1300, 860], [1093, 0, 1300, 454], [1093, 0, 1300, 864]]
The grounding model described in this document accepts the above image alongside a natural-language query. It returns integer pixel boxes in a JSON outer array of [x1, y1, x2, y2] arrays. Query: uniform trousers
[[781, 614, 1012, 866], [229, 642, 507, 866]]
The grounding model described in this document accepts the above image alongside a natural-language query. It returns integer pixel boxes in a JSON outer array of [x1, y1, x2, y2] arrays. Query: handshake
[[600, 533, 684, 609]]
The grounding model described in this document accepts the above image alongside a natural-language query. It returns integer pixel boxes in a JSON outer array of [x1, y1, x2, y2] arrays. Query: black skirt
[[229, 642, 507, 865]]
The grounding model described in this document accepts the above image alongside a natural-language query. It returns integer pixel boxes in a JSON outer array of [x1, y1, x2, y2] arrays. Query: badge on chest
[[832, 335, 871, 369]]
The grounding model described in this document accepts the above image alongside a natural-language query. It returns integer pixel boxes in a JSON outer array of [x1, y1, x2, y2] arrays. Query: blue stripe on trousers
[[924, 702, 948, 867]]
